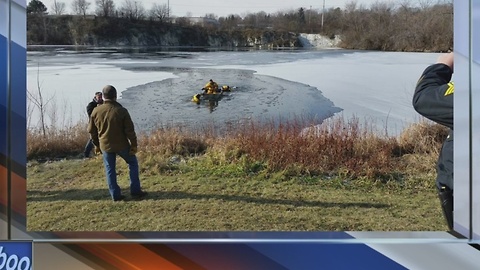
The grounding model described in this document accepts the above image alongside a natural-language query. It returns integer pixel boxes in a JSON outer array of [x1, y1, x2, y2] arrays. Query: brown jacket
[[88, 100, 137, 153]]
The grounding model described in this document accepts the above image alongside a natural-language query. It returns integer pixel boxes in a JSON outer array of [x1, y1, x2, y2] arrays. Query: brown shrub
[[27, 115, 447, 180], [139, 128, 208, 157], [397, 120, 449, 155], [228, 116, 401, 179], [27, 123, 89, 160]]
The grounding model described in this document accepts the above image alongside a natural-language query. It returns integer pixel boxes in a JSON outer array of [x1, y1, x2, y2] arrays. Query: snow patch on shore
[[298, 33, 342, 49]]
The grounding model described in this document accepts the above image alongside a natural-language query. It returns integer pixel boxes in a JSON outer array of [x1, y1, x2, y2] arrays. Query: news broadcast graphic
[[33, 241, 409, 269], [453, 0, 480, 239], [1, 0, 480, 269], [0, 0, 10, 241], [0, 0, 27, 240], [470, 0, 480, 240], [0, 242, 32, 270]]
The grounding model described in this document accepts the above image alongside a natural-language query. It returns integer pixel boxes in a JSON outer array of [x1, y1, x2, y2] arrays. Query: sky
[[40, 0, 399, 17]]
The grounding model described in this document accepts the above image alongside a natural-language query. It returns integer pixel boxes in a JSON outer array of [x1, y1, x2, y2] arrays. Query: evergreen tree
[[298, 7, 306, 25], [27, 0, 47, 14]]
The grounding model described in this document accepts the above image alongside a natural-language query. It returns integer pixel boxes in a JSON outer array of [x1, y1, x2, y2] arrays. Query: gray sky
[[41, 0, 403, 17]]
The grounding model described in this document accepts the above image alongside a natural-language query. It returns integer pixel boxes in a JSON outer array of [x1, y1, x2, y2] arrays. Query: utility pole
[[309, 5, 311, 24], [309, 5, 312, 33], [321, 0, 325, 30], [167, 0, 170, 20]]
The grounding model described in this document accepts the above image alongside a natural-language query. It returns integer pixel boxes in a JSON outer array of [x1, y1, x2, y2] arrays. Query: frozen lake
[[26, 47, 439, 136]]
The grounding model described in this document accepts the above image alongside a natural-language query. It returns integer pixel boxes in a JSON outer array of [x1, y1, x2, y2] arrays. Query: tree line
[[28, 0, 172, 21], [27, 0, 453, 52]]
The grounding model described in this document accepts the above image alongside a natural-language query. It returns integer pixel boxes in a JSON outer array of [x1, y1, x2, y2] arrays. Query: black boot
[[437, 185, 453, 230]]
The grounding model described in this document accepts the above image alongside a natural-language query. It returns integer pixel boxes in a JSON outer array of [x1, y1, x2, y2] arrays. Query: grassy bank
[[27, 116, 449, 231]]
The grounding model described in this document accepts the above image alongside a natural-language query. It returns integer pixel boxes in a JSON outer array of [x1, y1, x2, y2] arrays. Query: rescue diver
[[203, 79, 219, 94]]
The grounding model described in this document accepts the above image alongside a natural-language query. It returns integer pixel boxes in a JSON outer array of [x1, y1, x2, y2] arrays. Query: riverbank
[[27, 116, 447, 231]]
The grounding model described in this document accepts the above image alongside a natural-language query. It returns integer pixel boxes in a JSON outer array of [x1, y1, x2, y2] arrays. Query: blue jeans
[[101, 147, 142, 200], [84, 139, 94, 157]]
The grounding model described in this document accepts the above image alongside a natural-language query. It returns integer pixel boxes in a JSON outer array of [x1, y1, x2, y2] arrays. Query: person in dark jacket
[[88, 85, 147, 201], [83, 92, 103, 158], [412, 52, 454, 230]]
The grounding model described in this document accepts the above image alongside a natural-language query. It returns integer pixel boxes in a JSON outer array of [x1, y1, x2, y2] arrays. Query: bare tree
[[95, 0, 115, 17], [27, 64, 55, 137], [344, 1, 358, 13], [51, 0, 66, 15], [243, 11, 271, 29], [149, 2, 170, 22], [397, 0, 413, 12], [243, 13, 258, 27], [418, 0, 435, 9], [398, 0, 413, 9], [72, 0, 91, 16], [118, 0, 146, 21]]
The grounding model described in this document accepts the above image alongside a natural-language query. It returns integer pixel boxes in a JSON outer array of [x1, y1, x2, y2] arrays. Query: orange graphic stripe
[[78, 243, 184, 270], [0, 165, 26, 215]]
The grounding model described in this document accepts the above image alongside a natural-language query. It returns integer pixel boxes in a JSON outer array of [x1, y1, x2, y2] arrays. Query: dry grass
[[26, 116, 450, 231], [27, 122, 90, 160], [27, 116, 447, 183]]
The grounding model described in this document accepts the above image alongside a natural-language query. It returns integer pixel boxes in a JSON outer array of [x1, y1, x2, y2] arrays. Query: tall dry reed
[[28, 115, 446, 180]]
